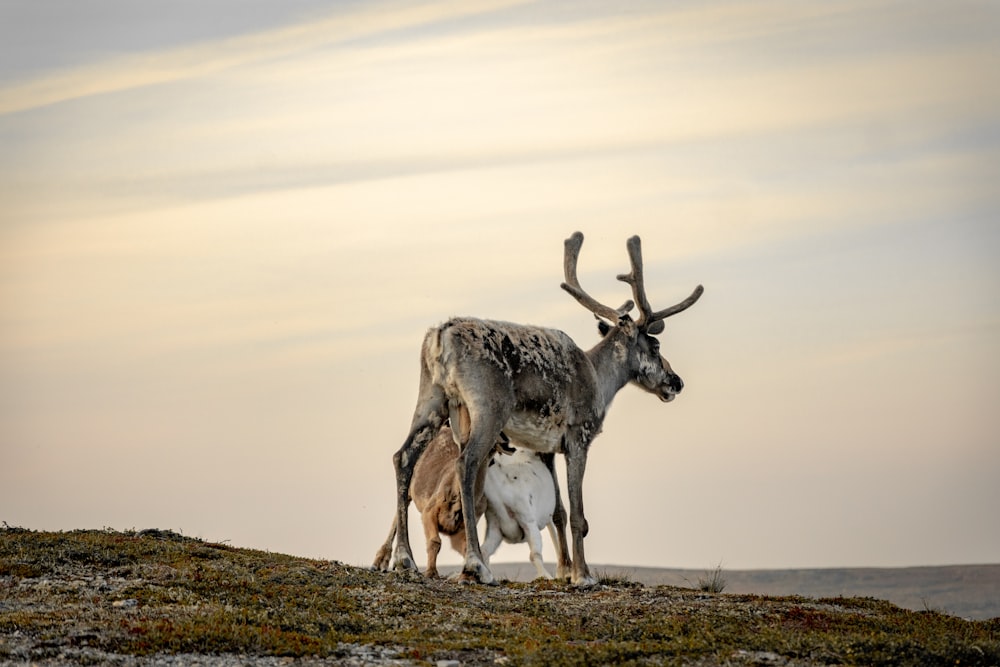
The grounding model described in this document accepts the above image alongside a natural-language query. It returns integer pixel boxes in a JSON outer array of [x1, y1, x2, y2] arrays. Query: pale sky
[[1, 1, 998, 572]]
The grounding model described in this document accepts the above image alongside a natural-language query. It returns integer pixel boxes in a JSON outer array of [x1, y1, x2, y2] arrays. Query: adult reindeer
[[384, 232, 702, 585]]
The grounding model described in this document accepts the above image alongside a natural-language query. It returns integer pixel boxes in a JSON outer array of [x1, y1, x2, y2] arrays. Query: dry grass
[[697, 563, 728, 594], [2, 527, 998, 666]]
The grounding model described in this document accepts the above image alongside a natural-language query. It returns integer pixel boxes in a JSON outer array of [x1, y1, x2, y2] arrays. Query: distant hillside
[[481, 563, 1000, 620]]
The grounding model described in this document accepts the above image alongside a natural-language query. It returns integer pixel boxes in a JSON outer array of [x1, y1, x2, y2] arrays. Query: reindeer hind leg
[[391, 382, 447, 573], [456, 414, 507, 585], [525, 521, 553, 580]]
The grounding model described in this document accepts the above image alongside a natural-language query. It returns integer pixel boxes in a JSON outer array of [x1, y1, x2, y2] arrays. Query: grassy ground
[[1, 527, 998, 666]]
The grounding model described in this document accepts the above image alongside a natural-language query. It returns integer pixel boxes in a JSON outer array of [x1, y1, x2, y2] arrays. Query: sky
[[1, 0, 998, 572]]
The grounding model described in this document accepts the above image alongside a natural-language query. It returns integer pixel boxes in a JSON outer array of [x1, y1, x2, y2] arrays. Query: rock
[[733, 649, 786, 665]]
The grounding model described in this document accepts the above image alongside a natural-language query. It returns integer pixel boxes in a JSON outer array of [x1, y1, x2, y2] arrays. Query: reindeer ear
[[646, 320, 665, 335], [618, 314, 639, 337], [598, 315, 636, 338]]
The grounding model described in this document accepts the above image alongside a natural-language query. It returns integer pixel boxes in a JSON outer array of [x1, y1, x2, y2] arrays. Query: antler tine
[[650, 284, 704, 321], [616, 235, 655, 329], [618, 235, 705, 334], [561, 232, 633, 322]]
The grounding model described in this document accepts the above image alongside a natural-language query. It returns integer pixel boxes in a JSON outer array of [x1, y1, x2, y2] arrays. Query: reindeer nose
[[670, 374, 684, 393]]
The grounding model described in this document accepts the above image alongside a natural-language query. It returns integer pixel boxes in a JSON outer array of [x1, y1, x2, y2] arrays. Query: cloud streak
[[0, 0, 530, 115], [4, 0, 996, 251]]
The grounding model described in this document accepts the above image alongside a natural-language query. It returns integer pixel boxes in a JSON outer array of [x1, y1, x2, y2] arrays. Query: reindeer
[[373, 427, 570, 580], [372, 424, 509, 578], [381, 232, 702, 585], [481, 446, 566, 580]]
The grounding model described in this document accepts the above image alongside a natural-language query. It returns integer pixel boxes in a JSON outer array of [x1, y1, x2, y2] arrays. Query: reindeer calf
[[373, 424, 489, 578], [374, 426, 569, 580], [482, 447, 569, 580]]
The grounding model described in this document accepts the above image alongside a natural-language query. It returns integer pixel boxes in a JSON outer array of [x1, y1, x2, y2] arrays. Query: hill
[[480, 563, 1000, 621], [2, 528, 998, 666]]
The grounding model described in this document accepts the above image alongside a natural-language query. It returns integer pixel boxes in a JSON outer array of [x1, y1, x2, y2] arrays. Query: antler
[[561, 232, 634, 322], [617, 235, 704, 335]]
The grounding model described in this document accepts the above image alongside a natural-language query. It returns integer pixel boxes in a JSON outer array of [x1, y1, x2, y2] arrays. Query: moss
[[2, 527, 998, 665]]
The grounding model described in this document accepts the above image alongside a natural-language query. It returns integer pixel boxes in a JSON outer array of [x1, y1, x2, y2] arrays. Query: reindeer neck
[[583, 334, 633, 413]]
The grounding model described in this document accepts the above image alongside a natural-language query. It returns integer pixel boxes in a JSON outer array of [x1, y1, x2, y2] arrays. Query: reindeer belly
[[503, 411, 565, 453]]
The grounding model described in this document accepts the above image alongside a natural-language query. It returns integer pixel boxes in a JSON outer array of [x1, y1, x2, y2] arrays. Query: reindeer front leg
[[421, 508, 443, 578], [565, 446, 597, 586], [540, 452, 572, 580]]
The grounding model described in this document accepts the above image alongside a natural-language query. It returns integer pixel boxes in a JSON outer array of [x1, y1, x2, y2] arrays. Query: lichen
[[2, 528, 998, 666]]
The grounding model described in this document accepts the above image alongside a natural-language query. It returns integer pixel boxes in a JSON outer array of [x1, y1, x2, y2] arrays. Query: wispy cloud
[[4, 0, 995, 186], [0, 0, 530, 115], [3, 0, 995, 264]]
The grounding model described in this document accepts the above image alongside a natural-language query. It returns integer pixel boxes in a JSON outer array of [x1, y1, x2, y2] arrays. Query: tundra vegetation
[[2, 528, 998, 666]]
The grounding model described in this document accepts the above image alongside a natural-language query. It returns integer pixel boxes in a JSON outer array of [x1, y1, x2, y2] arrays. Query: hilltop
[[1, 528, 998, 666]]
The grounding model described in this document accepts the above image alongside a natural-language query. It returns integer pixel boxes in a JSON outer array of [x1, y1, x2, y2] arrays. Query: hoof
[[371, 547, 392, 572], [460, 559, 496, 585], [459, 572, 498, 586], [392, 552, 418, 573]]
